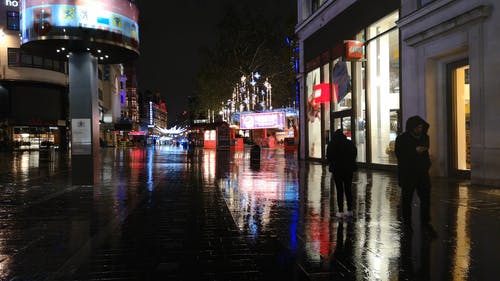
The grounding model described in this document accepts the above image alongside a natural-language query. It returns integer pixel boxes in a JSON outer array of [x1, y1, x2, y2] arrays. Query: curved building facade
[[0, 1, 133, 151], [0, 1, 69, 150]]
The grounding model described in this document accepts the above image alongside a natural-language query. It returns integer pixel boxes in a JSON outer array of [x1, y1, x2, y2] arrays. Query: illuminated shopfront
[[299, 0, 500, 182], [448, 61, 471, 176], [365, 12, 400, 165], [12, 126, 60, 150], [304, 10, 400, 166]]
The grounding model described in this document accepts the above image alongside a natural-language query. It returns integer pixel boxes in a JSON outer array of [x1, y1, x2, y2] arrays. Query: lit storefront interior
[[13, 126, 61, 150], [305, 10, 400, 166], [450, 64, 471, 172], [366, 12, 400, 165]]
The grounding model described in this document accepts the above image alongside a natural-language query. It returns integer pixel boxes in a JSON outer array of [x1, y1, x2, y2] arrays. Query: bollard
[[250, 144, 261, 171]]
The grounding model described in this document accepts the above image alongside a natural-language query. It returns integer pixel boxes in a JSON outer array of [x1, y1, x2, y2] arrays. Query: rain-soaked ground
[[0, 146, 499, 280]]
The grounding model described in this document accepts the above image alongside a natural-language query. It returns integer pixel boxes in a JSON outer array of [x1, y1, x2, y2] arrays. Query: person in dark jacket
[[327, 129, 357, 218], [395, 115, 435, 235]]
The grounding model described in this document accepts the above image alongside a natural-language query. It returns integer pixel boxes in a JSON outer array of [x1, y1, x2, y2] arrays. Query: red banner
[[313, 83, 330, 103]]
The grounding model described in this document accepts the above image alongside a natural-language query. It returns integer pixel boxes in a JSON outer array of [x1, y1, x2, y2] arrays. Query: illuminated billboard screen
[[239, 112, 286, 130], [20, 0, 139, 63]]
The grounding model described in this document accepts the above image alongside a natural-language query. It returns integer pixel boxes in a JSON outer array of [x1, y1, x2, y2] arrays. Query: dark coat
[[395, 115, 431, 187], [326, 129, 357, 175]]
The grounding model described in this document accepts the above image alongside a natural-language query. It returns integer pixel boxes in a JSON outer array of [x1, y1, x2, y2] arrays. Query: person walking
[[266, 133, 277, 159], [395, 115, 435, 236], [327, 129, 357, 218]]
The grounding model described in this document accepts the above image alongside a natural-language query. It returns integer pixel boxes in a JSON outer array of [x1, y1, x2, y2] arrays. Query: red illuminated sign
[[313, 83, 330, 103], [344, 40, 364, 59], [128, 131, 146, 135]]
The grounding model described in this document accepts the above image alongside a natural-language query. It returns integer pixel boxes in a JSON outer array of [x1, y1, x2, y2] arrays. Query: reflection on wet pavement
[[216, 148, 403, 280], [0, 146, 499, 280], [211, 148, 500, 280]]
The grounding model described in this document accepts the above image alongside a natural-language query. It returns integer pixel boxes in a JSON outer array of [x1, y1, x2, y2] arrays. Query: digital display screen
[[20, 0, 139, 60], [22, 0, 138, 39], [240, 112, 286, 130]]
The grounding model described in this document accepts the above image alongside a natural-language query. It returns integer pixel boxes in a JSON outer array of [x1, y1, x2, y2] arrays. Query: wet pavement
[[0, 146, 499, 281]]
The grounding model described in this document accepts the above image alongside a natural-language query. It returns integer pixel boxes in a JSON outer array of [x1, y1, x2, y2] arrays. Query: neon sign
[[240, 112, 285, 130]]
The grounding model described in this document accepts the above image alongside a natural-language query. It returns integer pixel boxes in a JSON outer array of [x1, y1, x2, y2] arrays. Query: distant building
[[140, 90, 168, 144], [112, 63, 142, 146], [98, 64, 126, 147]]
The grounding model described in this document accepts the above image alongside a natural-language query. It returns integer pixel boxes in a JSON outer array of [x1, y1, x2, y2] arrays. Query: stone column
[[69, 52, 100, 185]]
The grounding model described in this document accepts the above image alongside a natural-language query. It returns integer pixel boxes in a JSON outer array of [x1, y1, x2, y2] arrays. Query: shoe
[[336, 212, 344, 218]]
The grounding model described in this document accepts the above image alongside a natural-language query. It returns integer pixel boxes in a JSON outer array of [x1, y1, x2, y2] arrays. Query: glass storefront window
[[366, 11, 398, 41], [306, 67, 322, 158], [322, 62, 330, 151], [355, 62, 366, 162], [366, 12, 400, 165], [12, 127, 59, 150], [331, 58, 352, 112], [352, 30, 367, 162]]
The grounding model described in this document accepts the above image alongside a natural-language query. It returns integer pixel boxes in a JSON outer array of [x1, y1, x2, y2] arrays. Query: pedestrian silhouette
[[266, 133, 277, 159], [395, 115, 436, 236], [327, 129, 357, 219]]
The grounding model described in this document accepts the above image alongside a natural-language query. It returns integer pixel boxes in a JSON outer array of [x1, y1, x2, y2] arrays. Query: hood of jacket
[[332, 129, 347, 142], [405, 115, 429, 134]]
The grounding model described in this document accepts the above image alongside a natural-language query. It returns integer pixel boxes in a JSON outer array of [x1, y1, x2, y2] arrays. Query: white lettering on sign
[[5, 0, 19, 7], [349, 46, 363, 54]]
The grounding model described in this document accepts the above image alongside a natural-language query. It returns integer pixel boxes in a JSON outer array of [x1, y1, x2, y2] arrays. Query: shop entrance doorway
[[447, 59, 470, 178]]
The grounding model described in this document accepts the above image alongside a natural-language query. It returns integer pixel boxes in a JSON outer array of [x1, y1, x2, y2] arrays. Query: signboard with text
[[239, 112, 286, 130], [71, 118, 91, 155]]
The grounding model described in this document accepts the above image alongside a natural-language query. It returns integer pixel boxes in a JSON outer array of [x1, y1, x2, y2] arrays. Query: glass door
[[448, 60, 470, 177]]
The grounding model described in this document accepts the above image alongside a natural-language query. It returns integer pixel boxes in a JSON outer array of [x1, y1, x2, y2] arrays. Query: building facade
[[0, 0, 69, 150], [0, 1, 138, 150], [139, 91, 168, 145], [98, 64, 127, 147], [296, 0, 500, 186], [399, 0, 499, 186], [296, 0, 400, 166]]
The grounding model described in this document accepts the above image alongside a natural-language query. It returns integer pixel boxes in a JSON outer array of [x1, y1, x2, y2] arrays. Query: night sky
[[135, 0, 296, 127]]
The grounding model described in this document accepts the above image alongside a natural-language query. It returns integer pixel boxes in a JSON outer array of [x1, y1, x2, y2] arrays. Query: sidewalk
[[0, 146, 499, 280]]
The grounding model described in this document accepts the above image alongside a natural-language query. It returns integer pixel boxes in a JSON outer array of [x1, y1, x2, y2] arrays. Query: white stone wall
[[399, 0, 500, 186]]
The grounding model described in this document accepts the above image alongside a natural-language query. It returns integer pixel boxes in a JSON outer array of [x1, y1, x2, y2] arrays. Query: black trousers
[[333, 172, 353, 212], [401, 175, 431, 225]]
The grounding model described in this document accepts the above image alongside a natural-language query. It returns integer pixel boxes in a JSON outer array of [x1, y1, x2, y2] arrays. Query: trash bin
[[250, 144, 260, 160], [250, 144, 261, 171]]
